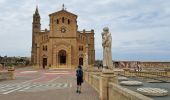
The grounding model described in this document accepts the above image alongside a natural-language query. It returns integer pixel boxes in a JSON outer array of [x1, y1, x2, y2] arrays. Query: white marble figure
[[102, 27, 113, 69]]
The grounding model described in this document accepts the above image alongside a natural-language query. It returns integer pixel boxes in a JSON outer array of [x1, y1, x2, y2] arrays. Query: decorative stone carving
[[120, 81, 143, 86], [83, 44, 89, 71], [137, 87, 168, 96], [83, 52, 88, 68], [101, 27, 113, 69]]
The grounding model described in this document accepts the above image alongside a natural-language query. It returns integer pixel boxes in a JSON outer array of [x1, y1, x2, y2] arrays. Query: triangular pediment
[[49, 10, 77, 18]]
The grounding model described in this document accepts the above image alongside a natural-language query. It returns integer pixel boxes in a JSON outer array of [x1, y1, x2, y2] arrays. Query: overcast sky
[[0, 0, 170, 61]]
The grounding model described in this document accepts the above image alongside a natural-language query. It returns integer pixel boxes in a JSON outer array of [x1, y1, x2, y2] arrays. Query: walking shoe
[[79, 91, 81, 94]]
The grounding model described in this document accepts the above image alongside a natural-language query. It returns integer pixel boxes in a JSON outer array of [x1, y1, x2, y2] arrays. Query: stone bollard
[[8, 71, 15, 80], [7, 67, 15, 80], [11, 71, 15, 79], [100, 69, 118, 100]]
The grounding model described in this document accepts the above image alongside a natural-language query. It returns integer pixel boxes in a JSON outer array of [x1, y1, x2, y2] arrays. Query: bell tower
[[33, 6, 41, 32], [31, 6, 41, 64]]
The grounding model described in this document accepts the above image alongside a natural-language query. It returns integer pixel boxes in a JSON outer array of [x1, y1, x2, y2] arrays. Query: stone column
[[36, 45, 40, 67], [56, 52, 58, 68], [48, 39, 52, 69], [100, 70, 117, 100], [53, 52, 56, 68], [68, 53, 71, 68]]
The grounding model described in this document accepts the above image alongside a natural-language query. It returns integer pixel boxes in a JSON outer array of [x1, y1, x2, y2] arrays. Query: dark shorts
[[77, 77, 83, 85]]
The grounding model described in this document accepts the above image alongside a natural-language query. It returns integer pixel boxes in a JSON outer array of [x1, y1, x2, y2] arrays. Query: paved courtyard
[[0, 67, 99, 100]]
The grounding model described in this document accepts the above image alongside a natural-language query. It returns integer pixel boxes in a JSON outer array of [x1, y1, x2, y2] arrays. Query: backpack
[[77, 69, 83, 78]]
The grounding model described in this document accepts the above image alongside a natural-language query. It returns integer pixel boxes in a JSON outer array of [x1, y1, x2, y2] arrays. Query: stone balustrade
[[84, 69, 152, 100], [121, 70, 169, 77], [115, 61, 170, 69], [91, 75, 100, 92], [109, 83, 153, 100]]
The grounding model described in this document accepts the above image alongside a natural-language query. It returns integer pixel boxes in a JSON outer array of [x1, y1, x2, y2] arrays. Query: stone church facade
[[31, 6, 95, 69]]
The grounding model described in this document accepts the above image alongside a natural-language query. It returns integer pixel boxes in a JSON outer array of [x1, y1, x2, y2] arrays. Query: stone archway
[[79, 57, 83, 66], [42, 55, 48, 69], [42, 58, 47, 69], [52, 43, 71, 68], [58, 50, 66, 65]]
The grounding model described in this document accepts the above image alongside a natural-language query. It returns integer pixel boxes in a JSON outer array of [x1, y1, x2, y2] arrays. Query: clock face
[[61, 27, 66, 33]]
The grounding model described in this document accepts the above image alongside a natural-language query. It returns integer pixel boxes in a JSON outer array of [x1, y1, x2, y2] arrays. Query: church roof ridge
[[49, 9, 77, 17]]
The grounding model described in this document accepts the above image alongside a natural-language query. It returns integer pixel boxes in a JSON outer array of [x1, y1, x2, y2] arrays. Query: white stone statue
[[102, 27, 114, 69]]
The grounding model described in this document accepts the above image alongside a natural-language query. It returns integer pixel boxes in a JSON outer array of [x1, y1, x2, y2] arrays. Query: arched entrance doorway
[[79, 57, 83, 66], [58, 50, 66, 65], [42, 58, 47, 69]]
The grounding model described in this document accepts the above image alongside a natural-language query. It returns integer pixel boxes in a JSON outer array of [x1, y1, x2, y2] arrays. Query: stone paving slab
[[0, 67, 99, 100], [0, 81, 99, 100]]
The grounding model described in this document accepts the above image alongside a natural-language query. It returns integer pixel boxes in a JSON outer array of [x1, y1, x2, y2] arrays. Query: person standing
[[76, 65, 83, 94]]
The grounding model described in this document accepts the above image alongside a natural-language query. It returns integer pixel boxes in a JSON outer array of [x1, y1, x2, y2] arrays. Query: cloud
[[0, 0, 170, 61]]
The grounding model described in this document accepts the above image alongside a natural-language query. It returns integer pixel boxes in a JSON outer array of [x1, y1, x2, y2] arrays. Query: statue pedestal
[[99, 69, 117, 100]]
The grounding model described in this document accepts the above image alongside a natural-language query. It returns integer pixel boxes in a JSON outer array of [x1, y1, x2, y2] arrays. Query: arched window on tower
[[34, 25, 38, 28], [62, 17, 64, 23], [35, 18, 38, 21]]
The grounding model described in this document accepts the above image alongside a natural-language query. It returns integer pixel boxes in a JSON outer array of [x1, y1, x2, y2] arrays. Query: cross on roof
[[62, 4, 66, 10]]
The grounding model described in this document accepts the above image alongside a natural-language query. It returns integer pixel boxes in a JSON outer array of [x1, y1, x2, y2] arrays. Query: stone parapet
[[109, 83, 153, 100], [123, 70, 169, 77], [84, 69, 155, 100]]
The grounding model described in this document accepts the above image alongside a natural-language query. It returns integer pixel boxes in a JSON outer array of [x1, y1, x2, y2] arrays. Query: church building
[[31, 5, 95, 69]]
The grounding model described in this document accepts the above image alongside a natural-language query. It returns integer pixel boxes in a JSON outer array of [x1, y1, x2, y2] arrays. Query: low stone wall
[[123, 71, 169, 77], [115, 61, 170, 70], [109, 83, 153, 100], [85, 71, 101, 92], [119, 70, 170, 82], [84, 70, 152, 100], [135, 71, 168, 77], [90, 74, 100, 92], [0, 71, 15, 80]]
